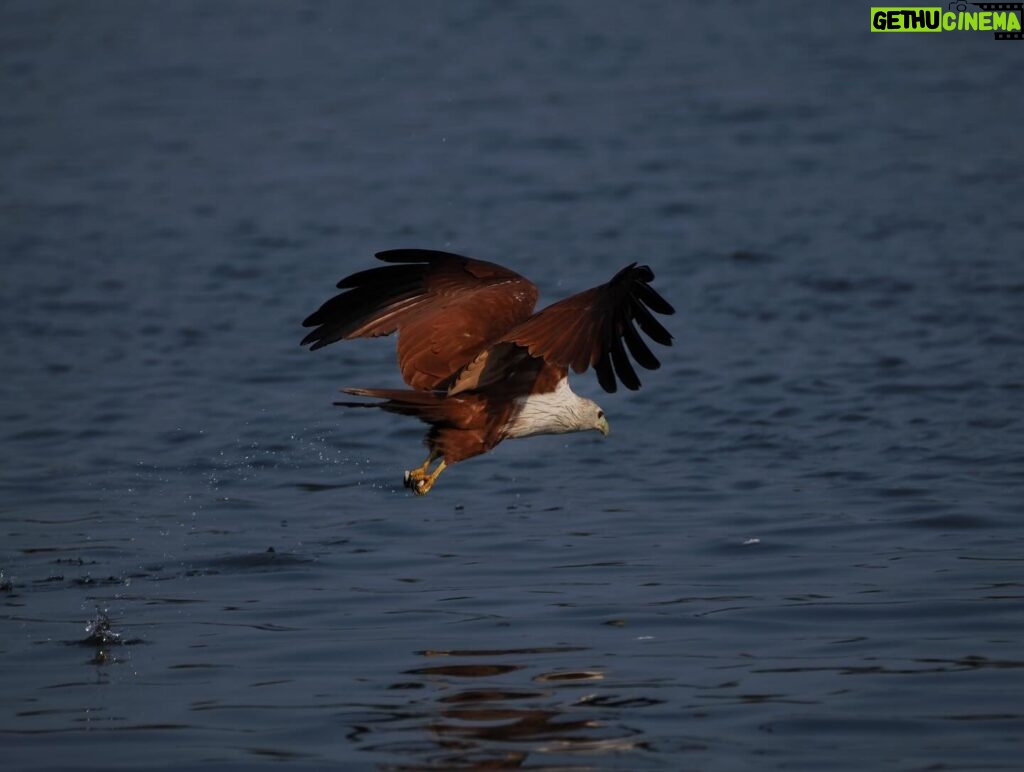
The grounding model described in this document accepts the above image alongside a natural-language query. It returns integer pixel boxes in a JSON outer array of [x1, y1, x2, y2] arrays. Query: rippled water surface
[[2, 2, 1023, 769]]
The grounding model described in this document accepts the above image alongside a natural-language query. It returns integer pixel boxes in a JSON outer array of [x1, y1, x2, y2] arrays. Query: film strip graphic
[[967, 2, 1024, 38]]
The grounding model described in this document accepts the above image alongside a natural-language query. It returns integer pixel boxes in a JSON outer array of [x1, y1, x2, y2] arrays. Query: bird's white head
[[581, 398, 610, 437]]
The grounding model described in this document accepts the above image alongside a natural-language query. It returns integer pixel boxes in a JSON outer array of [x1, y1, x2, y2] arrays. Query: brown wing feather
[[301, 250, 538, 390], [502, 263, 674, 393]]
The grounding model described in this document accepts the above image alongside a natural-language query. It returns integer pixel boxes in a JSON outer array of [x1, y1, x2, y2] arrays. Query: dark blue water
[[2, 2, 1022, 769]]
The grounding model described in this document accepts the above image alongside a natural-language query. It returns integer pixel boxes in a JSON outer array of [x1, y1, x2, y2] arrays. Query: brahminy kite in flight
[[301, 249, 674, 494]]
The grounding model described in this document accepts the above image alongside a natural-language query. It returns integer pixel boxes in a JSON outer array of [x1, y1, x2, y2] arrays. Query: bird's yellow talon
[[404, 454, 436, 488], [407, 459, 446, 495]]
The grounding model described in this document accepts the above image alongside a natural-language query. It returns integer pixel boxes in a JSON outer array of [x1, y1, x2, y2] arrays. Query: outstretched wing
[[301, 249, 538, 391], [501, 263, 674, 393]]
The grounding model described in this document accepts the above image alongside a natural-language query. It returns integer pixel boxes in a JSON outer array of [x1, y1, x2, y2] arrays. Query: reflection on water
[[355, 647, 659, 770]]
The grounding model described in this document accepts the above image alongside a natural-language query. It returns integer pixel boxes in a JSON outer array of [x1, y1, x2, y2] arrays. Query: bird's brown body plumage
[[301, 249, 674, 493]]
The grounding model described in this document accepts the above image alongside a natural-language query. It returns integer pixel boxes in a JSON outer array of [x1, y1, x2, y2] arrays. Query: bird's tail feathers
[[334, 387, 456, 424]]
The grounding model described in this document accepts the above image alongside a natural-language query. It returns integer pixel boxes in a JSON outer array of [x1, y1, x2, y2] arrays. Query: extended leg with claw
[[415, 456, 448, 493], [403, 452, 436, 488], [403, 452, 447, 495], [404, 452, 448, 494]]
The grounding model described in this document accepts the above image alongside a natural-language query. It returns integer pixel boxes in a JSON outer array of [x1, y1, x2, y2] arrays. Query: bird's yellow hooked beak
[[596, 415, 610, 437]]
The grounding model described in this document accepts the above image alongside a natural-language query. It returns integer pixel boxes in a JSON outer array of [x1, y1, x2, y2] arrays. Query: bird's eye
[[597, 410, 604, 419]]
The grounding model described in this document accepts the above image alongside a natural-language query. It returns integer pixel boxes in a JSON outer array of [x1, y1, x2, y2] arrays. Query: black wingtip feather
[[374, 249, 463, 264], [300, 268, 427, 349], [631, 300, 673, 346], [610, 334, 641, 390], [622, 319, 661, 370], [594, 353, 618, 393], [635, 281, 675, 315], [337, 265, 423, 290]]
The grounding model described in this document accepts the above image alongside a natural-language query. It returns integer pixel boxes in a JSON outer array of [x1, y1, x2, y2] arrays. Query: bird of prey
[[301, 249, 674, 495]]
